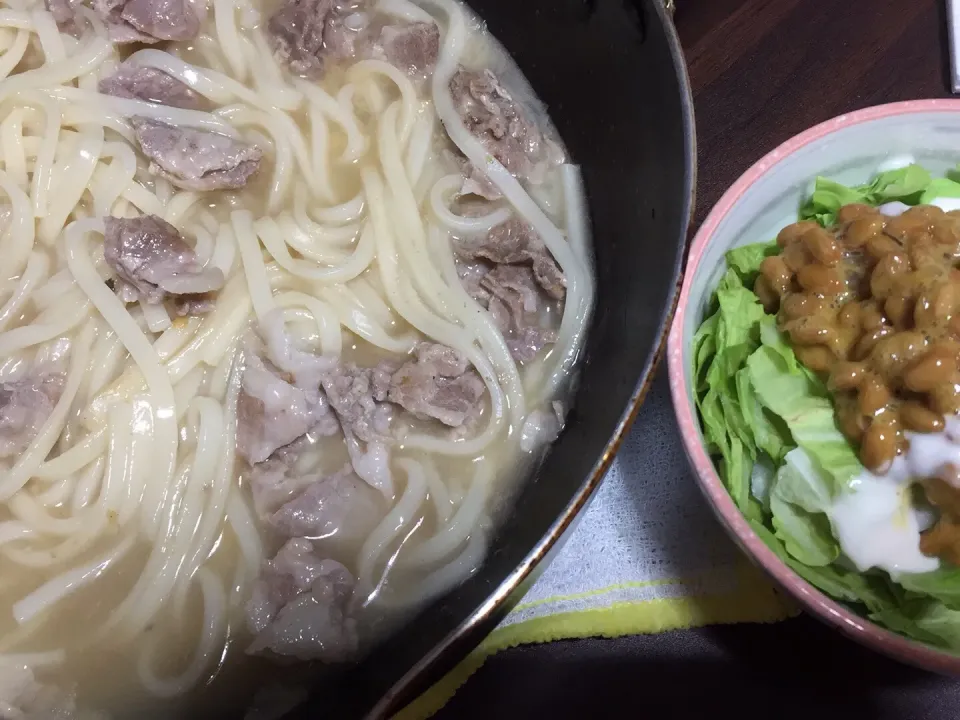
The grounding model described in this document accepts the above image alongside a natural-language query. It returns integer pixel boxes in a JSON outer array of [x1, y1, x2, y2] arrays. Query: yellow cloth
[[396, 562, 797, 719]]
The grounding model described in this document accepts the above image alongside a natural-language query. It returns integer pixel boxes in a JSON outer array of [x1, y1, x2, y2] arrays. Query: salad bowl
[[667, 100, 960, 674]]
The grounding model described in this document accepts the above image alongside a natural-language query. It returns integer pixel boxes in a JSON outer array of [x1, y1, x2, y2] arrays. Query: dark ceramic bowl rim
[[666, 99, 960, 676], [368, 2, 697, 715]]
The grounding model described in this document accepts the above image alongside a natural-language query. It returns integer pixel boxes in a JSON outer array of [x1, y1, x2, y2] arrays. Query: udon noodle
[[0, 0, 594, 715]]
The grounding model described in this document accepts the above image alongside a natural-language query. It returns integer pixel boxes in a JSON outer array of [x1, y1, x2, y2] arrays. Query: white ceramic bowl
[[667, 100, 960, 673]]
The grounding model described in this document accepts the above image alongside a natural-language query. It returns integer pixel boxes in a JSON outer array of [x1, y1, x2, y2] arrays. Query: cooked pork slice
[[533, 259, 565, 301], [266, 464, 383, 542], [99, 62, 204, 110], [519, 401, 565, 453], [320, 363, 396, 443], [412, 342, 469, 376], [93, 0, 199, 43], [103, 215, 224, 307], [444, 151, 502, 201], [457, 217, 566, 300], [170, 294, 217, 316], [247, 459, 314, 520], [460, 162, 502, 200], [269, 0, 439, 80], [321, 8, 370, 60], [131, 118, 262, 192], [45, 0, 80, 30], [387, 343, 485, 427], [481, 265, 557, 362], [237, 352, 339, 465], [267, 0, 339, 78], [484, 264, 539, 314], [246, 539, 357, 662], [0, 374, 64, 458], [449, 67, 563, 185], [372, 21, 439, 77], [456, 259, 492, 304], [456, 233, 561, 362], [459, 216, 542, 265]]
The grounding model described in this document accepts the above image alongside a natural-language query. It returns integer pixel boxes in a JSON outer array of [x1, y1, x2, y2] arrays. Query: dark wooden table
[[435, 1, 960, 717], [685, 0, 950, 231]]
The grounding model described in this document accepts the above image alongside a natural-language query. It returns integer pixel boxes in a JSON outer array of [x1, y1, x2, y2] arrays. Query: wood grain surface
[[678, 0, 952, 230]]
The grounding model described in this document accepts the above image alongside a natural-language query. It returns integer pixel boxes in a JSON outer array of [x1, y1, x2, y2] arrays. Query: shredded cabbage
[[693, 164, 960, 650]]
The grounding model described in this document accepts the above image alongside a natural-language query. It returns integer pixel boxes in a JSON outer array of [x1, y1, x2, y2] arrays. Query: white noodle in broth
[[0, 0, 593, 714]]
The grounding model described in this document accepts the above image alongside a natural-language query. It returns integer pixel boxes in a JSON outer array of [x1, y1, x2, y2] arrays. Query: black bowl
[[293, 1, 694, 716]]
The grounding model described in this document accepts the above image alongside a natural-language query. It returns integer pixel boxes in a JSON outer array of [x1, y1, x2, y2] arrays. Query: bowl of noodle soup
[[0, 0, 692, 716]]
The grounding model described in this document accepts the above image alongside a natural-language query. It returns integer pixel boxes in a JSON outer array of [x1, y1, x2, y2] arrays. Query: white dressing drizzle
[[828, 418, 960, 576]]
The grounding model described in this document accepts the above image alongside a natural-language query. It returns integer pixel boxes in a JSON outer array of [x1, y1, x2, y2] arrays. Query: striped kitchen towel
[[397, 372, 796, 719]]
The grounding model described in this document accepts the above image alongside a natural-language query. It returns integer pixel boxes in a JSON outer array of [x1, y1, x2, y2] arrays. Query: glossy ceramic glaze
[[283, 1, 695, 717], [668, 100, 960, 675]]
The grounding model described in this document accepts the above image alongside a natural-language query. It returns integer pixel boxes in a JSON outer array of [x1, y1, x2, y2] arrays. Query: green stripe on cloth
[[395, 563, 797, 719]]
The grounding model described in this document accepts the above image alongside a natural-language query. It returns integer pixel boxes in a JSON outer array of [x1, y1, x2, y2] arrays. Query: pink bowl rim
[[667, 98, 960, 673]]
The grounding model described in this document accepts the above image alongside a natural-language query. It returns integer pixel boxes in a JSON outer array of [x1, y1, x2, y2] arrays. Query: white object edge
[[949, 0, 960, 92]]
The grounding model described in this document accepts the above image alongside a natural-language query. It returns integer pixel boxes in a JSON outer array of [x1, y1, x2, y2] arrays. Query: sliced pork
[[237, 351, 338, 465], [266, 465, 383, 543], [320, 363, 396, 443], [247, 458, 314, 520], [484, 264, 539, 315], [318, 360, 396, 496], [321, 8, 369, 60], [460, 162, 502, 200], [481, 265, 557, 362], [171, 294, 217, 316], [519, 401, 565, 452], [246, 539, 358, 662], [387, 343, 485, 427], [449, 67, 563, 185], [267, 0, 339, 78], [372, 21, 439, 78], [268, 0, 439, 80], [455, 222, 563, 362], [456, 259, 491, 304], [0, 374, 64, 458], [103, 214, 224, 310], [45, 0, 80, 30], [99, 62, 204, 110], [93, 0, 199, 44], [458, 217, 566, 300], [445, 151, 502, 201], [131, 118, 262, 192]]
